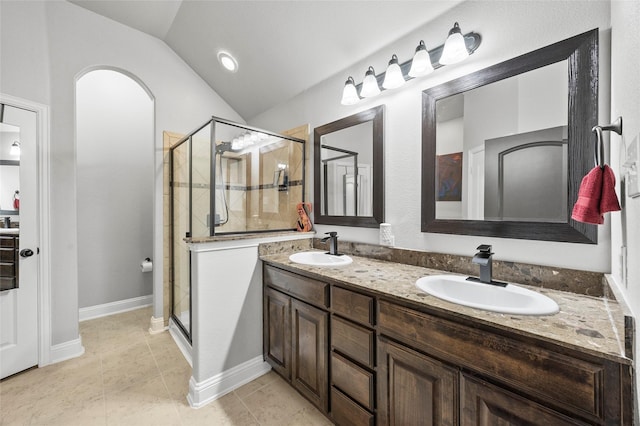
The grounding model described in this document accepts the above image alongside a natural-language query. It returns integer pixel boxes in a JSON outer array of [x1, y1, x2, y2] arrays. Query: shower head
[[215, 141, 234, 154]]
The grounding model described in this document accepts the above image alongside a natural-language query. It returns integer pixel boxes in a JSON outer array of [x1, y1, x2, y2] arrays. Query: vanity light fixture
[[408, 40, 434, 78], [340, 76, 360, 105], [340, 22, 481, 105], [217, 51, 238, 73], [360, 66, 381, 98], [10, 141, 20, 156], [382, 54, 405, 89], [439, 22, 469, 65]]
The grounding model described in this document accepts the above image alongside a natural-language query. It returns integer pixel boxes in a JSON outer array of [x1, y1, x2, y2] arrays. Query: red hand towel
[[571, 166, 604, 224], [600, 164, 621, 214]]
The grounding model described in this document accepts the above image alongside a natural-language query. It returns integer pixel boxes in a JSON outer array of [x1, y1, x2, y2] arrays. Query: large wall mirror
[[314, 105, 384, 227], [422, 29, 598, 243]]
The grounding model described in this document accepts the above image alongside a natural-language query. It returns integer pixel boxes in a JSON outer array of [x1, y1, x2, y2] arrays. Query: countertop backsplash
[[310, 238, 608, 298]]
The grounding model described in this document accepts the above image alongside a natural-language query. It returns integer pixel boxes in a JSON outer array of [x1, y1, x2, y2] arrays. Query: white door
[[0, 104, 39, 379], [467, 146, 485, 220]]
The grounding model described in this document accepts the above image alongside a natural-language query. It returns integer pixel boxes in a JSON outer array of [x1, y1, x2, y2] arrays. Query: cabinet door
[[291, 298, 329, 413], [264, 287, 291, 379], [378, 336, 457, 426], [461, 374, 588, 426]]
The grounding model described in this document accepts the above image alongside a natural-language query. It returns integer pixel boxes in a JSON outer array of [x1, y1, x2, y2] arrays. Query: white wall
[[250, 0, 612, 273], [76, 70, 154, 308], [0, 1, 243, 347], [610, 0, 640, 417]]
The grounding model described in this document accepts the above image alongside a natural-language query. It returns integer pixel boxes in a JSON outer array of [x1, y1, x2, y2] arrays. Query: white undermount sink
[[415, 275, 559, 316], [289, 251, 353, 267]]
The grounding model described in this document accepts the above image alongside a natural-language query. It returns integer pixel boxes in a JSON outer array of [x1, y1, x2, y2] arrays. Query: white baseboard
[[49, 336, 85, 365], [79, 295, 152, 321], [187, 356, 271, 408], [149, 316, 166, 334], [169, 318, 192, 367]]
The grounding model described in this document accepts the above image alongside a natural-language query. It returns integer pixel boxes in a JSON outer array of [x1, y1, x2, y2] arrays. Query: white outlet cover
[[625, 135, 639, 198]]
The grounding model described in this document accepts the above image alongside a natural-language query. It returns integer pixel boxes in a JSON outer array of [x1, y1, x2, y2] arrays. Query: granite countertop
[[187, 230, 314, 244], [261, 250, 630, 365]]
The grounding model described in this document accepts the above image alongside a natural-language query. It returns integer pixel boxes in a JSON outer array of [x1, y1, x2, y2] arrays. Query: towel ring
[[592, 117, 623, 168]]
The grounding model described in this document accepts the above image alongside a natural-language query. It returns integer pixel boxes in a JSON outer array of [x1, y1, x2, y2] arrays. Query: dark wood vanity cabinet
[[330, 286, 376, 426], [0, 234, 19, 291], [263, 265, 329, 413], [262, 263, 632, 425], [460, 374, 589, 425], [377, 336, 458, 426], [264, 286, 291, 379], [377, 300, 632, 425]]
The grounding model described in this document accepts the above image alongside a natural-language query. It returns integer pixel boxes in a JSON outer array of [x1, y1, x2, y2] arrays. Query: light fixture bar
[[354, 32, 481, 92]]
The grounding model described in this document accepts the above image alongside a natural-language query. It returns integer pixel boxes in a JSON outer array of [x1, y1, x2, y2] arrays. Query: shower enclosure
[[169, 117, 306, 340]]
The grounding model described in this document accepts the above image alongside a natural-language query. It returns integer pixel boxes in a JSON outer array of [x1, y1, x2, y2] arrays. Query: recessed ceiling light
[[217, 51, 238, 73]]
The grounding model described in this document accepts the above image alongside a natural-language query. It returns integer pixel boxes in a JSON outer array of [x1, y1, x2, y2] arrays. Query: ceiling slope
[[69, 0, 463, 120]]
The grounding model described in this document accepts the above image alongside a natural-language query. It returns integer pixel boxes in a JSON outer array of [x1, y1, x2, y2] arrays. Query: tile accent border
[[313, 239, 607, 298], [187, 356, 271, 408]]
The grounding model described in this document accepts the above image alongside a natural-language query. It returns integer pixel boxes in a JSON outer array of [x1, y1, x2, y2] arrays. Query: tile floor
[[0, 307, 332, 426]]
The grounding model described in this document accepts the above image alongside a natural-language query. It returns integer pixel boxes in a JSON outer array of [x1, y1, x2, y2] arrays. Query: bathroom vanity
[[0, 230, 19, 291], [261, 250, 633, 425]]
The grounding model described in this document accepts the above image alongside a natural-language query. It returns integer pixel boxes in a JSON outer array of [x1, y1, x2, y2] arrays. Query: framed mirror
[[314, 105, 384, 227], [422, 29, 598, 243]]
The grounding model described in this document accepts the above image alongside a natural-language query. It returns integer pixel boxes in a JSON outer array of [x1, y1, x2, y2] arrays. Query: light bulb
[[440, 22, 469, 65], [382, 54, 405, 89], [408, 40, 434, 77], [340, 76, 360, 105], [360, 66, 381, 98]]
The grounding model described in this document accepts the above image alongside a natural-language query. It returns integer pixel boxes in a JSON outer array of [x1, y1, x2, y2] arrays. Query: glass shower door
[[171, 137, 191, 340]]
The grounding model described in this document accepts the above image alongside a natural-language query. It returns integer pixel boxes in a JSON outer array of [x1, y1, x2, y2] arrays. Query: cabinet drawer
[[378, 300, 607, 422], [331, 387, 374, 426], [0, 248, 15, 262], [331, 286, 374, 326], [0, 237, 16, 248], [331, 316, 374, 368], [0, 262, 16, 277], [331, 352, 374, 410], [0, 276, 16, 291], [264, 265, 328, 308]]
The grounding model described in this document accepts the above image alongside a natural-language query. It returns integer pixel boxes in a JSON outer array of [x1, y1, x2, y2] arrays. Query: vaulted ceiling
[[69, 1, 462, 120]]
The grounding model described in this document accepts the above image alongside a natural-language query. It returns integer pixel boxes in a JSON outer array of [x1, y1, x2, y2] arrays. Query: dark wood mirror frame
[[314, 105, 384, 227], [422, 29, 598, 243]]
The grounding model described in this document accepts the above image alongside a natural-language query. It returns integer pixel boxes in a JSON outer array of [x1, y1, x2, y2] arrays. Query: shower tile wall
[[250, 142, 304, 231], [171, 138, 191, 331], [217, 153, 248, 233], [191, 127, 212, 239]]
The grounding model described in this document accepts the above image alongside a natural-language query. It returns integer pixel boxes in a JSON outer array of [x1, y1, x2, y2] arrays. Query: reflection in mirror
[[314, 105, 384, 227], [422, 29, 598, 243], [435, 61, 568, 222], [0, 122, 20, 217], [321, 121, 373, 216]]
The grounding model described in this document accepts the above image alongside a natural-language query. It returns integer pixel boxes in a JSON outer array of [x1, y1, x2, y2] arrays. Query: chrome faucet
[[2, 217, 10, 229], [472, 244, 493, 284], [321, 231, 340, 256]]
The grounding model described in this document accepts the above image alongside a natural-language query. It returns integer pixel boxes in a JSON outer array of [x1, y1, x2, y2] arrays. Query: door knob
[[20, 248, 34, 258]]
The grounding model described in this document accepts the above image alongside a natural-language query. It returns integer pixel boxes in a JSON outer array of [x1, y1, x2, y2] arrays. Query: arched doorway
[[75, 69, 154, 318]]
